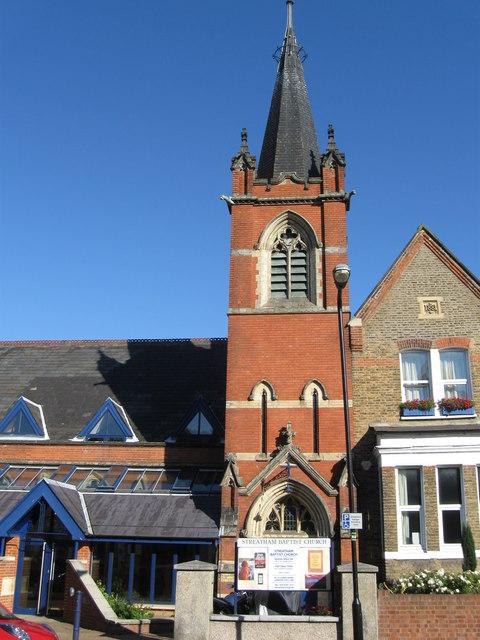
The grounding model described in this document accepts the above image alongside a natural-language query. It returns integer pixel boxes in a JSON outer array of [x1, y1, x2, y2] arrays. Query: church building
[[0, 0, 478, 621]]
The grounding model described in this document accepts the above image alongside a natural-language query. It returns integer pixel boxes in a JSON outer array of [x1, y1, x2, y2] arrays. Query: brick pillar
[[0, 537, 20, 611], [76, 542, 92, 568], [381, 468, 397, 552], [464, 466, 480, 546], [423, 466, 439, 551]]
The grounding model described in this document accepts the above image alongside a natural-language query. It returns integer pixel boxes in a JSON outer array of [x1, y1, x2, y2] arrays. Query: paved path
[[22, 616, 173, 640]]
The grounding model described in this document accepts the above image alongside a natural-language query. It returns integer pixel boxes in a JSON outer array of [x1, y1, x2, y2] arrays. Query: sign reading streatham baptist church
[[236, 539, 331, 591]]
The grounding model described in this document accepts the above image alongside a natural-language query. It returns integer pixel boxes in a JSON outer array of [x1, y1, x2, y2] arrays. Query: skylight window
[[0, 397, 48, 440], [74, 398, 137, 442]]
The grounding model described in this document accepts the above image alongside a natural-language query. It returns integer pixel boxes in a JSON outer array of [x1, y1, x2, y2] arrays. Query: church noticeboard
[[236, 538, 331, 591]]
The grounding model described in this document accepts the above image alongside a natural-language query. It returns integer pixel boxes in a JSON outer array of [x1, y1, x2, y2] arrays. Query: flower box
[[401, 408, 435, 417], [438, 397, 475, 416], [400, 399, 435, 417], [440, 406, 475, 417]]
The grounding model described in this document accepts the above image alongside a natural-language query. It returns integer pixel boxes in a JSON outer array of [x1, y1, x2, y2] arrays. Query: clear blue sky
[[1, 0, 478, 340]]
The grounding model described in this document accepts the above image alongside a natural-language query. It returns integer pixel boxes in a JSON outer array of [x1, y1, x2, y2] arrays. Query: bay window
[[397, 468, 424, 547], [437, 466, 464, 545]]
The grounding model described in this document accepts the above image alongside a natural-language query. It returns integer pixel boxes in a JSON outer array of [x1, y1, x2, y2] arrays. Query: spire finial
[[327, 123, 335, 149], [230, 128, 256, 172], [286, 0, 294, 31], [240, 127, 248, 152]]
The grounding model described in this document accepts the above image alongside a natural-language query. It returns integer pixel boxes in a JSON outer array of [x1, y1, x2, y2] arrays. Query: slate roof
[[84, 493, 219, 538], [0, 485, 220, 539], [257, 3, 321, 181], [0, 339, 227, 443]]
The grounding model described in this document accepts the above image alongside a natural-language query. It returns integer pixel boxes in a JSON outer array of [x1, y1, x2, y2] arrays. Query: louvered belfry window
[[270, 225, 308, 299]]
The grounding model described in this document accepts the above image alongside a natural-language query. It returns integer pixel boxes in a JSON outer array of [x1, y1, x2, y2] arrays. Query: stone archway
[[244, 479, 334, 538]]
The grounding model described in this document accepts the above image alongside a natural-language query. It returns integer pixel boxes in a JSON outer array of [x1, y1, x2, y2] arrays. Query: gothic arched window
[[264, 496, 316, 537], [270, 225, 308, 300]]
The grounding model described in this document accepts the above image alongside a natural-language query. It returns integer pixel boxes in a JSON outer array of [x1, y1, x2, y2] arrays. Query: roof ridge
[[0, 337, 228, 347]]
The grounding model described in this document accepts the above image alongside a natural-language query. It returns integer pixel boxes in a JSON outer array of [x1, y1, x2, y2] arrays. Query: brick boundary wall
[[63, 560, 150, 634], [378, 590, 480, 640]]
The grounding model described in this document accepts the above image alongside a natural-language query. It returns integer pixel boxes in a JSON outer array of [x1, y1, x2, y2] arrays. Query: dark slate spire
[[257, 0, 321, 181]]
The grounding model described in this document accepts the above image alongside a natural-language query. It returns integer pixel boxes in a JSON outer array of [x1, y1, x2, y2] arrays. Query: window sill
[[400, 414, 477, 421]]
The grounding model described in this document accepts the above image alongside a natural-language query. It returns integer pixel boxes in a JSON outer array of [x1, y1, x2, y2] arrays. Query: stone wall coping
[[210, 614, 339, 623], [174, 560, 217, 572], [336, 562, 379, 574], [372, 423, 480, 433]]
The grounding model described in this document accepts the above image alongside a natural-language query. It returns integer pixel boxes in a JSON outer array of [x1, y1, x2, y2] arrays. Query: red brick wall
[[63, 561, 108, 631], [378, 591, 480, 639], [0, 442, 223, 467]]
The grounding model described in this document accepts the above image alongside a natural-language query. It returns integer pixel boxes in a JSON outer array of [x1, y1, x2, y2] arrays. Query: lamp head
[[333, 264, 351, 290]]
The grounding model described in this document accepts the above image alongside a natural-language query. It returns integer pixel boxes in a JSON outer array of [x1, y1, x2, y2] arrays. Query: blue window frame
[[0, 397, 46, 438], [76, 398, 135, 442], [0, 464, 223, 494], [91, 540, 216, 604]]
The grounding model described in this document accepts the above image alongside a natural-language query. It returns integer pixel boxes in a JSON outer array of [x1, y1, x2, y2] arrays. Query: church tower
[[219, 0, 354, 595]]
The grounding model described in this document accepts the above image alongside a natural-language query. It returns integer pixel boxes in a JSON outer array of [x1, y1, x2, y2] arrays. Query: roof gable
[[0, 479, 87, 539], [355, 225, 480, 324], [238, 444, 338, 497]]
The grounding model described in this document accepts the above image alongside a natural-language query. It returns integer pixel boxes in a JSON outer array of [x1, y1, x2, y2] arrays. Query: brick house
[[351, 226, 480, 579]]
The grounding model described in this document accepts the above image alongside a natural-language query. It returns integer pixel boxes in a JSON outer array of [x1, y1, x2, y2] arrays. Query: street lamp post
[[333, 263, 363, 640]]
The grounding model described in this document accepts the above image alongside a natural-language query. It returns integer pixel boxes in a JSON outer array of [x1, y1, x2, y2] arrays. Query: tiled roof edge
[[0, 337, 228, 348]]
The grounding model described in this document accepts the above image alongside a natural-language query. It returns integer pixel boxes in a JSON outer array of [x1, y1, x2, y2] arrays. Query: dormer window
[[166, 396, 223, 443], [271, 225, 308, 299], [74, 398, 137, 442], [0, 397, 49, 440], [185, 411, 214, 436]]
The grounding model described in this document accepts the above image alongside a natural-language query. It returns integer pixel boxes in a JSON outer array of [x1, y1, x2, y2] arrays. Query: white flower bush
[[384, 569, 480, 595]]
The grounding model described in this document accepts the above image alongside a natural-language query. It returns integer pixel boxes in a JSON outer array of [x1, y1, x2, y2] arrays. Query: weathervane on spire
[[286, 0, 294, 31], [273, 0, 307, 63]]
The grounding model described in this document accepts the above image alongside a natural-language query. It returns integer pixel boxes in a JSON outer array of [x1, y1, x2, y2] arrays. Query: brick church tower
[[219, 0, 354, 593]]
